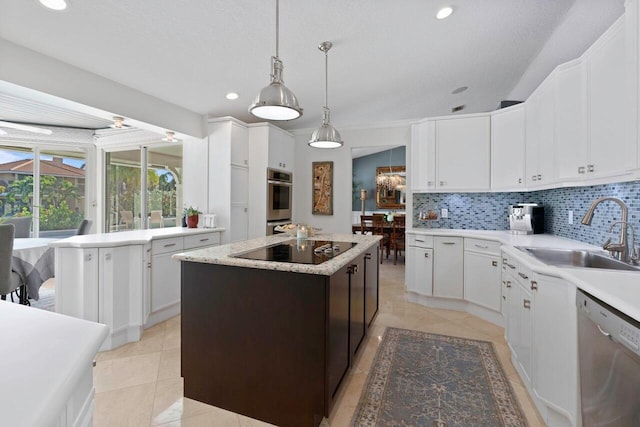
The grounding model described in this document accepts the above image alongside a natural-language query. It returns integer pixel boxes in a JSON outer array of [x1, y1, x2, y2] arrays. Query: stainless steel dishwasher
[[576, 289, 640, 426]]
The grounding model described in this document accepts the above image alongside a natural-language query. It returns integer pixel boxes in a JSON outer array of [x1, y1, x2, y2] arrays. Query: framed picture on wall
[[312, 161, 333, 215]]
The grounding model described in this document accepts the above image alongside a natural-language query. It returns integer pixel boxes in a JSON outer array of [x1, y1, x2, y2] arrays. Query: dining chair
[[3, 216, 31, 238], [150, 210, 164, 228], [120, 210, 134, 229], [360, 215, 374, 235], [391, 215, 406, 265], [76, 219, 92, 235], [372, 214, 390, 263], [0, 224, 24, 302]]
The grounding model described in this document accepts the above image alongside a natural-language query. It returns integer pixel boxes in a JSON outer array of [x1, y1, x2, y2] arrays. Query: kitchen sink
[[515, 247, 640, 271]]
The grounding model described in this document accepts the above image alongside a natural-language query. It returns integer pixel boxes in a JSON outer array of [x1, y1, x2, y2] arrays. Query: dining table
[[12, 238, 57, 304]]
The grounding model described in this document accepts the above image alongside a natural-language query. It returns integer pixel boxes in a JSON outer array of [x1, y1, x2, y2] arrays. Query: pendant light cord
[[275, 0, 279, 58], [324, 48, 329, 108]]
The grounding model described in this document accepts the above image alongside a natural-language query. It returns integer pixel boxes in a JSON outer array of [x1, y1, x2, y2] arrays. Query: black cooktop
[[233, 239, 356, 265]]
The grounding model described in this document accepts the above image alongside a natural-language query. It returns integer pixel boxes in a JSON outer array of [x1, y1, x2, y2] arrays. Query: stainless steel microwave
[[267, 168, 292, 221]]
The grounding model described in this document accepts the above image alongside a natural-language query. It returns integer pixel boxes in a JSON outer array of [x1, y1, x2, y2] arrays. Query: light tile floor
[[93, 261, 545, 427]]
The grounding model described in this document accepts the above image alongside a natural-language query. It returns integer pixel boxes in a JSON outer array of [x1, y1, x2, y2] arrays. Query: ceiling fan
[[0, 120, 53, 135]]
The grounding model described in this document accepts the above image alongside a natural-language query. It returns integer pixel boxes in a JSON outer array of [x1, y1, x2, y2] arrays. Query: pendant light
[[309, 41, 343, 149], [249, 0, 302, 121]]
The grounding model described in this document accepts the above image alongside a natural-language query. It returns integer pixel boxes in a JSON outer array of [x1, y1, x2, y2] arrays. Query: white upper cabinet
[[437, 115, 491, 191], [230, 121, 249, 167], [586, 16, 637, 178], [267, 126, 295, 172], [410, 121, 436, 191], [411, 115, 490, 192], [525, 76, 555, 187], [554, 59, 587, 181], [491, 104, 526, 190]]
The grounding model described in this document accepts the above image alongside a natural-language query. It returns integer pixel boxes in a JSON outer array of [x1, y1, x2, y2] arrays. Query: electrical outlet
[[441, 208, 448, 219], [568, 210, 574, 225]]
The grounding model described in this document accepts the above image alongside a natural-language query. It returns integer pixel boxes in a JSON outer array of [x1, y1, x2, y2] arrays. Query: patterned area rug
[[351, 327, 528, 427]]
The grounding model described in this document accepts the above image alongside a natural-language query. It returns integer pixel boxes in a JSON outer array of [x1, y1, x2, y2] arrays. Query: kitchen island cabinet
[[175, 234, 380, 427], [52, 227, 223, 350]]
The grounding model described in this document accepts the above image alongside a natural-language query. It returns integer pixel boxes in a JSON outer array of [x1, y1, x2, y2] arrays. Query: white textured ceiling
[[0, 0, 626, 131]]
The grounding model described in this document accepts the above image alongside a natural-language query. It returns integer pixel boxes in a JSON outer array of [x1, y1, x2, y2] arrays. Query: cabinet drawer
[[407, 234, 434, 248], [464, 238, 501, 255], [152, 237, 184, 255], [184, 232, 221, 250]]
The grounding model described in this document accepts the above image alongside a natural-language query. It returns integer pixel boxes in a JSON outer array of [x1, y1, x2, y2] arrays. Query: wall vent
[[451, 105, 465, 113]]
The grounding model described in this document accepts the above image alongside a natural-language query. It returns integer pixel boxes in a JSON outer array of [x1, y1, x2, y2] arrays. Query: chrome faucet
[[581, 197, 630, 262], [607, 222, 638, 264]]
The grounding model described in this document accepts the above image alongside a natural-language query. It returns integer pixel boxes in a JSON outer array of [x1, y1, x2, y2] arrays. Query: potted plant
[[184, 206, 202, 228]]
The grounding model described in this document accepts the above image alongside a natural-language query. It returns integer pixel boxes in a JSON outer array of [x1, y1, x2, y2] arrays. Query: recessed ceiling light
[[436, 6, 453, 20], [39, 0, 68, 11], [162, 131, 181, 142], [226, 92, 239, 100], [452, 86, 468, 94]]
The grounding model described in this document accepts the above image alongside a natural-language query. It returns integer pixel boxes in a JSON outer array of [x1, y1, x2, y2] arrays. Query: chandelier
[[376, 170, 405, 191]]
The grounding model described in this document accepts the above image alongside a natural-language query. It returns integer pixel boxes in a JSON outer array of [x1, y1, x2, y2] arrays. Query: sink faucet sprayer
[[581, 197, 637, 263]]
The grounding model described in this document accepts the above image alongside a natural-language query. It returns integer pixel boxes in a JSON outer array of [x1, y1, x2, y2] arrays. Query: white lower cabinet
[[55, 230, 222, 350], [531, 274, 578, 427], [147, 232, 221, 327], [433, 237, 464, 298], [463, 239, 502, 312], [406, 246, 433, 296], [502, 251, 578, 427]]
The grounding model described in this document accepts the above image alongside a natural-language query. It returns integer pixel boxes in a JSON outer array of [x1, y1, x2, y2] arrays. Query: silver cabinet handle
[[199, 238, 210, 242], [364, 253, 372, 260], [416, 239, 425, 243], [578, 166, 585, 174], [523, 299, 531, 309], [105, 253, 112, 261], [518, 272, 528, 280], [491, 260, 498, 267], [424, 252, 430, 258], [474, 244, 489, 249], [164, 243, 177, 248], [506, 281, 512, 288], [518, 178, 522, 184], [530, 280, 538, 291], [439, 181, 445, 186], [427, 181, 434, 186], [506, 263, 516, 269], [532, 175, 537, 181], [587, 164, 594, 173], [85, 254, 92, 261], [537, 174, 542, 180], [442, 242, 456, 245], [502, 258, 508, 263]]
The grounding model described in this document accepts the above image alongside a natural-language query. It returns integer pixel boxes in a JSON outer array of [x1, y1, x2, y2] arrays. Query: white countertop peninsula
[[53, 227, 224, 350], [0, 301, 108, 427], [407, 228, 640, 322], [173, 233, 382, 276], [50, 226, 225, 248]]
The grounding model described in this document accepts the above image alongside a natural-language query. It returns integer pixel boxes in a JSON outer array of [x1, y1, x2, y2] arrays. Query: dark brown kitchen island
[[174, 234, 380, 427]]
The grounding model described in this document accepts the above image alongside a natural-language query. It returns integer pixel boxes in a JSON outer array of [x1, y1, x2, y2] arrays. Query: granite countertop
[[173, 233, 382, 276], [50, 227, 225, 248], [407, 229, 640, 322]]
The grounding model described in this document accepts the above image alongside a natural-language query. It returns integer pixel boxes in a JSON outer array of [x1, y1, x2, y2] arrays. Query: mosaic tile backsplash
[[413, 180, 640, 248]]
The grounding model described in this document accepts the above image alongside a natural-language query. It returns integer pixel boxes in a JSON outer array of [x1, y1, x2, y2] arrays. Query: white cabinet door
[[516, 281, 533, 384], [532, 275, 578, 426], [587, 19, 637, 177], [151, 251, 181, 313], [555, 60, 587, 181], [230, 205, 249, 242], [406, 246, 433, 296], [268, 127, 295, 172], [436, 116, 490, 191], [55, 247, 99, 321], [526, 77, 555, 187], [410, 121, 436, 191], [463, 251, 501, 312], [491, 105, 526, 190], [433, 237, 464, 298], [230, 165, 248, 205], [230, 122, 249, 167]]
